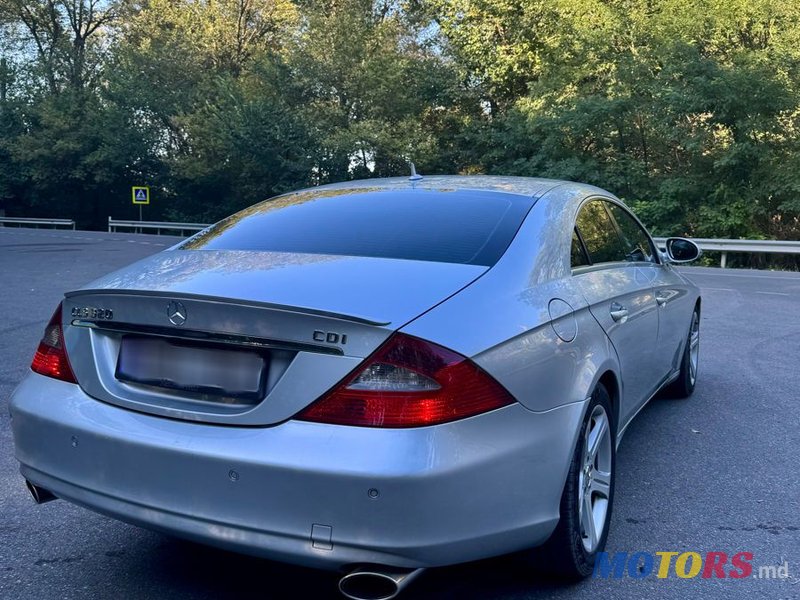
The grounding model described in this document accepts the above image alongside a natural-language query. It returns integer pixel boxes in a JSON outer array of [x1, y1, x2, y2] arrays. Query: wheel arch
[[596, 370, 620, 436]]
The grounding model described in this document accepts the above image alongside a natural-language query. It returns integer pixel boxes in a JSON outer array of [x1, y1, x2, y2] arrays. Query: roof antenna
[[409, 162, 423, 187]]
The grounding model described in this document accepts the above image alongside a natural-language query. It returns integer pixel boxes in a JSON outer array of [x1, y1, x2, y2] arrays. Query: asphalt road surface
[[1, 227, 798, 600]]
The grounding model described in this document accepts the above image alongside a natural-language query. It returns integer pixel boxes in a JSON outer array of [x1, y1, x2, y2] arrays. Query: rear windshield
[[180, 188, 534, 266]]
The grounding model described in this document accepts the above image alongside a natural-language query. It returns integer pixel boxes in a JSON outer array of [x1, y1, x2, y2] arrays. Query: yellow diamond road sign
[[132, 186, 150, 205]]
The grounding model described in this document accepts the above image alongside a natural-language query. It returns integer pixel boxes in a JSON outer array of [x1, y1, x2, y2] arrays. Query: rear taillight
[[296, 333, 515, 427], [31, 303, 77, 383]]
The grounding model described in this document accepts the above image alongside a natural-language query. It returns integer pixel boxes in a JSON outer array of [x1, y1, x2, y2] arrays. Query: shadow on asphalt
[[138, 536, 587, 599]]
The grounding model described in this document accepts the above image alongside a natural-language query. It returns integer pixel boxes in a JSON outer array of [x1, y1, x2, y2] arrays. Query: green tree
[[290, 0, 466, 180], [0, 0, 798, 258], [106, 0, 311, 220], [430, 0, 800, 242]]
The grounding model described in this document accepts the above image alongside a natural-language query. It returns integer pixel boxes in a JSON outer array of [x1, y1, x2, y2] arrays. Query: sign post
[[132, 186, 150, 232]]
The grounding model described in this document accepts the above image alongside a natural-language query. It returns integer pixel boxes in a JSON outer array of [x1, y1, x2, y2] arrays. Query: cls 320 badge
[[70, 306, 114, 320]]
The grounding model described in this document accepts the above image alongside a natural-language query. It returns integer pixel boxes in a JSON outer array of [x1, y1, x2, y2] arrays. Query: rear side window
[[605, 203, 657, 263], [181, 189, 534, 266], [575, 200, 628, 264], [571, 229, 590, 267]]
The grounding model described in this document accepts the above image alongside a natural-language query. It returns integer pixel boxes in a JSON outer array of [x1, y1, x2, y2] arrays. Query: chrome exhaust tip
[[338, 566, 423, 600], [25, 480, 57, 504]]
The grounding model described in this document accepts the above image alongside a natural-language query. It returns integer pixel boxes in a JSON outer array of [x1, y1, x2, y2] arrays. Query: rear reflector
[[31, 303, 77, 384], [296, 333, 515, 427]]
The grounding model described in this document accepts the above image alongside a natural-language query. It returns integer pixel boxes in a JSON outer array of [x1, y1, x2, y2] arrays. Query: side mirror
[[665, 238, 701, 263]]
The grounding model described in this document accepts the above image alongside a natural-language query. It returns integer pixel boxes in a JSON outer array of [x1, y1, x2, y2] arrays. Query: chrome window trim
[[570, 195, 662, 273]]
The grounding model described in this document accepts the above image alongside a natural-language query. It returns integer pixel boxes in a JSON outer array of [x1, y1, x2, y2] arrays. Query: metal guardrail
[[108, 217, 209, 236], [0, 217, 75, 229], [104, 222, 800, 268], [654, 237, 800, 267], [2, 216, 797, 268]]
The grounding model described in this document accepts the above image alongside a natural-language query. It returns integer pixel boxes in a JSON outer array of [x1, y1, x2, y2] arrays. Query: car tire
[[665, 307, 700, 399], [527, 383, 616, 579]]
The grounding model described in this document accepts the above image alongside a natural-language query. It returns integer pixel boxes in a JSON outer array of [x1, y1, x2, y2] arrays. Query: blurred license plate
[[116, 336, 268, 402]]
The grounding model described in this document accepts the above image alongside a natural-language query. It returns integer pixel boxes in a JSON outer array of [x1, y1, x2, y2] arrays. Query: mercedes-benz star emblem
[[167, 300, 187, 326]]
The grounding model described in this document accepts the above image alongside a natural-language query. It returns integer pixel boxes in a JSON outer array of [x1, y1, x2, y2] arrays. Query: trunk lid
[[63, 249, 487, 425]]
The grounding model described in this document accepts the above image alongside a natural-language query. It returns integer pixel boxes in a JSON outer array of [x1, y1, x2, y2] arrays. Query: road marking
[[698, 285, 792, 296], [684, 270, 800, 281]]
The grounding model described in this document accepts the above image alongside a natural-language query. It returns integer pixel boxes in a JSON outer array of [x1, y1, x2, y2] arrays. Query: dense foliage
[[1, 1, 799, 263]]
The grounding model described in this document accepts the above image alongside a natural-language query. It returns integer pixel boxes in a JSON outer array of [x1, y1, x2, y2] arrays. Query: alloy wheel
[[688, 311, 700, 386], [578, 404, 613, 553]]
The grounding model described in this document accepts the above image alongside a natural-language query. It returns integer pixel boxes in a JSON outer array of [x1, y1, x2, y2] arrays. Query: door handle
[[610, 302, 629, 323]]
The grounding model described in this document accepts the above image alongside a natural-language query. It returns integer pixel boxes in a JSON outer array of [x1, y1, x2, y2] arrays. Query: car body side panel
[[402, 184, 622, 416], [403, 275, 617, 415]]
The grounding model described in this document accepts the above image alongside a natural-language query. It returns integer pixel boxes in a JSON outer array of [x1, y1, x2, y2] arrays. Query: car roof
[[284, 175, 572, 202]]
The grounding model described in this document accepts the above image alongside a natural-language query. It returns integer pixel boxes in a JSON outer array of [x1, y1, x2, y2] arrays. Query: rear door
[[572, 199, 661, 424], [603, 202, 693, 380]]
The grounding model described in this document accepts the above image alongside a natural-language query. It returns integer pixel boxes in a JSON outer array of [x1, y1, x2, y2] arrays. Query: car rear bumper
[[10, 373, 586, 570]]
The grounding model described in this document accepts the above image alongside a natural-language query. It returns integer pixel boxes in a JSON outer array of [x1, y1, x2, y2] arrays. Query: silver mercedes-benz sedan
[[10, 176, 701, 599]]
